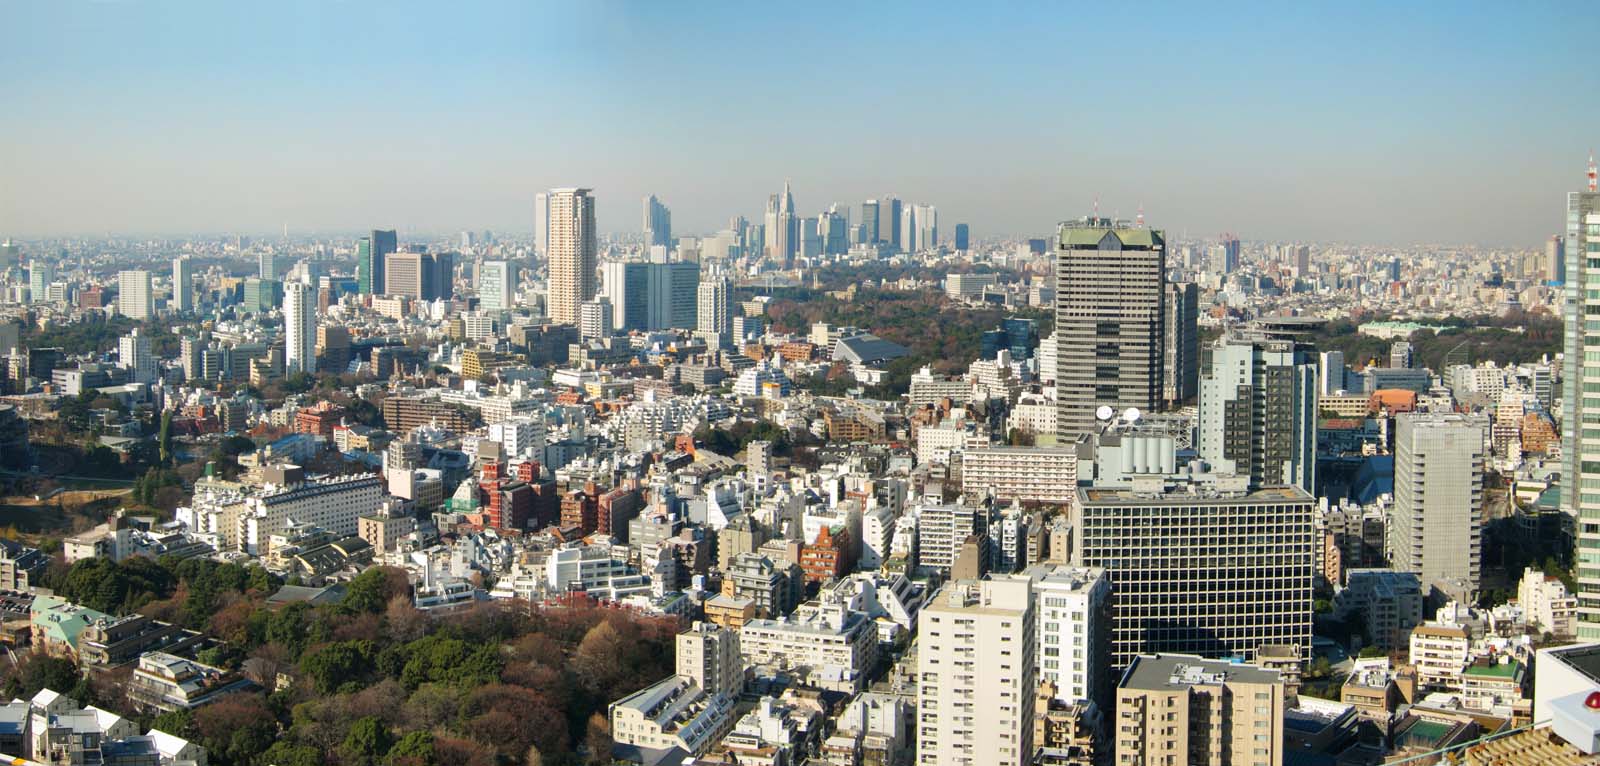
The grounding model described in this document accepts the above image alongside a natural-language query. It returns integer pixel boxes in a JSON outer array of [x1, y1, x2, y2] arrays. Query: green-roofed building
[[1054, 216, 1167, 436], [29, 595, 110, 658]]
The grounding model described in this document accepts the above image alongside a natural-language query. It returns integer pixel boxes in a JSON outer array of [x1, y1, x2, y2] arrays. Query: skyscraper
[[118, 269, 153, 320], [534, 191, 550, 256], [479, 260, 516, 313], [579, 298, 613, 341], [283, 281, 317, 375], [1548, 234, 1566, 285], [954, 222, 969, 251], [357, 229, 398, 295], [1053, 217, 1165, 438], [602, 260, 699, 331], [1565, 182, 1600, 638], [861, 199, 880, 244], [355, 237, 374, 295], [1196, 335, 1318, 494], [28, 260, 53, 304], [259, 251, 282, 281], [384, 251, 425, 299], [547, 188, 597, 325], [774, 181, 796, 267], [1389, 411, 1488, 605], [171, 257, 194, 313], [1163, 282, 1199, 407], [882, 196, 903, 250], [917, 578, 1035, 766], [643, 194, 672, 248], [697, 276, 731, 344], [763, 194, 780, 261]]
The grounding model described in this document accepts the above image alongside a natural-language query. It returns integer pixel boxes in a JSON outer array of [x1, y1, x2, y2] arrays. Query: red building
[[800, 526, 851, 585], [560, 482, 600, 535]]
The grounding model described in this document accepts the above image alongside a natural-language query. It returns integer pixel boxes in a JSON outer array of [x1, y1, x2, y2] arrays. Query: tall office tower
[[821, 206, 849, 255], [861, 200, 880, 244], [118, 328, 156, 385], [663, 262, 699, 329], [1318, 350, 1347, 395], [1053, 217, 1165, 438], [602, 261, 649, 332], [643, 194, 672, 248], [954, 223, 969, 251], [259, 251, 281, 281], [478, 260, 516, 313], [1074, 476, 1313, 669], [1389, 340, 1413, 369], [913, 204, 939, 252], [1162, 282, 1199, 407], [917, 578, 1035, 766], [775, 181, 796, 267], [697, 276, 731, 343], [534, 191, 550, 256], [1220, 234, 1241, 273], [547, 188, 597, 325], [579, 298, 613, 341], [283, 281, 317, 374], [384, 251, 424, 299], [118, 270, 153, 320], [882, 196, 904, 250], [763, 194, 780, 260], [171, 257, 194, 313], [369, 229, 397, 294], [1024, 564, 1110, 706], [1293, 244, 1312, 275], [1196, 335, 1318, 494], [356, 237, 375, 295], [1388, 411, 1488, 605], [1115, 655, 1284, 766], [1548, 235, 1566, 284], [1565, 178, 1600, 638], [1387, 257, 1402, 282], [27, 260, 53, 304]]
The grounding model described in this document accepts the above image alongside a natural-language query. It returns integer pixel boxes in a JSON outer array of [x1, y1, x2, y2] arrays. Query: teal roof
[[30, 595, 109, 649], [1059, 224, 1164, 249]]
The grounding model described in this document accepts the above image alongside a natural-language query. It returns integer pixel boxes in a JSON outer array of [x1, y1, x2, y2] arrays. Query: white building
[[283, 281, 316, 375], [118, 328, 157, 385], [118, 269, 153, 320], [739, 600, 878, 692], [1023, 564, 1109, 705], [1518, 567, 1578, 639], [960, 446, 1078, 506], [916, 503, 980, 577], [478, 260, 516, 313], [171, 257, 194, 313], [917, 577, 1035, 766], [240, 467, 382, 556]]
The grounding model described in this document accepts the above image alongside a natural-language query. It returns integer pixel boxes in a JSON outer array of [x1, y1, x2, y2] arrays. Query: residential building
[[547, 187, 597, 325], [960, 447, 1079, 506], [1114, 654, 1284, 766], [917, 578, 1035, 766], [1388, 411, 1488, 605], [1024, 564, 1110, 706], [739, 599, 878, 692], [118, 270, 152, 320], [1562, 185, 1600, 638], [283, 281, 315, 375]]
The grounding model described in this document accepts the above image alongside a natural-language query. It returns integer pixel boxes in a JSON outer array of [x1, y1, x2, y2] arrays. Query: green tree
[[340, 716, 394, 766], [385, 731, 436, 766], [301, 640, 374, 693]]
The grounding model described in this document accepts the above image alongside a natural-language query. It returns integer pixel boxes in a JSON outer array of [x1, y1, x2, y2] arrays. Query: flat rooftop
[[1121, 654, 1280, 692]]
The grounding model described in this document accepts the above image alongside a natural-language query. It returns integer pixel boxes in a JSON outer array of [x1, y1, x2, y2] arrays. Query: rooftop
[[1121, 653, 1280, 691]]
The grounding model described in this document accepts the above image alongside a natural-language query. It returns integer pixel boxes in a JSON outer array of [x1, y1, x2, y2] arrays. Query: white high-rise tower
[[283, 281, 316, 374], [546, 188, 597, 326], [171, 257, 194, 313]]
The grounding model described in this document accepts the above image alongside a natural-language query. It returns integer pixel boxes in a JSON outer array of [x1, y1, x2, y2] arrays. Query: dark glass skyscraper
[[954, 223, 969, 251]]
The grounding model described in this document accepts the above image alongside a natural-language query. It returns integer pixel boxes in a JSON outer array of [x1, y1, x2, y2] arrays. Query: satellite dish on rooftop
[[1122, 408, 1142, 423], [1095, 405, 1115, 421]]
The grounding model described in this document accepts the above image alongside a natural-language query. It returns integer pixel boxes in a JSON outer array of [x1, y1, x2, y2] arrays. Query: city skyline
[[3, 3, 1598, 246]]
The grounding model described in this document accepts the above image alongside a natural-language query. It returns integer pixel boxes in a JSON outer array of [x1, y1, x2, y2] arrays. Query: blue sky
[[2, 1, 1596, 246]]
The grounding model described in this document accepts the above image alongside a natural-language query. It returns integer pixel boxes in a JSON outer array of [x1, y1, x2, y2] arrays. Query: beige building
[[677, 621, 742, 698], [1115, 654, 1284, 766], [1408, 622, 1470, 692], [960, 446, 1079, 506], [546, 187, 597, 325], [917, 578, 1035, 766]]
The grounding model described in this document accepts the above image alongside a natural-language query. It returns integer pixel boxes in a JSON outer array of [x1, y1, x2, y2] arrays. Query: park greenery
[[13, 557, 677, 766]]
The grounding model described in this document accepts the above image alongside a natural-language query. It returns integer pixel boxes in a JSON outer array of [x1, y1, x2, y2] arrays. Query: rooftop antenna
[[1092, 196, 1099, 218], [1590, 151, 1597, 192], [1136, 203, 1145, 229]]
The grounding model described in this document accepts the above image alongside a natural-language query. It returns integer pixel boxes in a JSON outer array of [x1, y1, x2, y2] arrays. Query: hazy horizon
[[4, 2, 1597, 247]]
